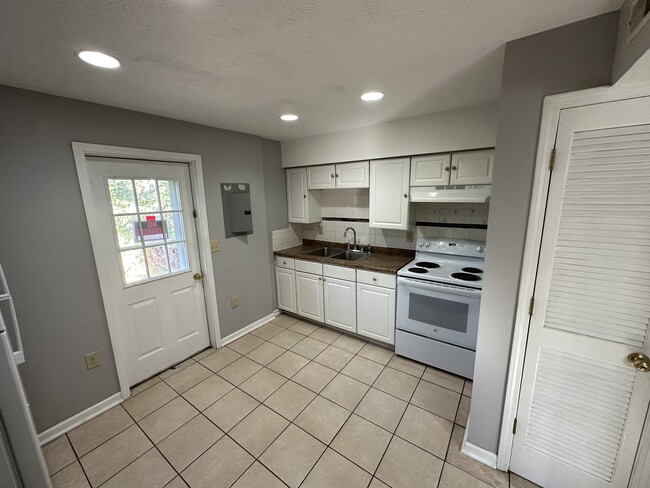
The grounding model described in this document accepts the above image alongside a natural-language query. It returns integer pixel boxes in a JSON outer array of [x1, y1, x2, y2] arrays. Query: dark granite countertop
[[274, 239, 414, 274]]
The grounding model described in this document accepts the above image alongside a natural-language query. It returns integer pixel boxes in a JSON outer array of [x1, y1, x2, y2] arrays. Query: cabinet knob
[[372, 277, 377, 282], [335, 174, 339, 177], [303, 194, 307, 198], [318, 277, 322, 281], [452, 165, 457, 171], [323, 277, 326, 281], [403, 194, 408, 198], [444, 166, 450, 171]]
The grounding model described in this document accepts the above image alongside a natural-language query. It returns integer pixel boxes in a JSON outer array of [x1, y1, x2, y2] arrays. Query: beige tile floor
[[42, 313, 540, 488]]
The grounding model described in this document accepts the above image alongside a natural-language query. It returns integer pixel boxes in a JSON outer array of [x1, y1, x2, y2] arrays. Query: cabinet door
[[287, 168, 307, 222], [369, 158, 410, 230], [307, 165, 336, 189], [296, 271, 324, 322], [287, 168, 321, 223], [357, 283, 395, 344], [323, 277, 356, 332], [336, 161, 370, 188], [275, 267, 296, 313], [450, 150, 494, 185], [410, 154, 451, 186]]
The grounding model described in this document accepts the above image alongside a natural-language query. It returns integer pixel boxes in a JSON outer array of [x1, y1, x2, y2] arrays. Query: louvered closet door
[[510, 97, 650, 488]]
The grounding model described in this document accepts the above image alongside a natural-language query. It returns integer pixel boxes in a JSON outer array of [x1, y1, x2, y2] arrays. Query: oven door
[[396, 277, 481, 350]]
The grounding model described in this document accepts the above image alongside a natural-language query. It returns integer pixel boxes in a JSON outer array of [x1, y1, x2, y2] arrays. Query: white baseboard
[[221, 309, 280, 346], [38, 392, 123, 445], [461, 439, 498, 469]]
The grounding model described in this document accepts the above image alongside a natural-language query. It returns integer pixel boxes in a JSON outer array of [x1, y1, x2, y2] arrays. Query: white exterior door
[[296, 271, 324, 322], [369, 158, 410, 230], [510, 98, 650, 488], [323, 277, 356, 332], [87, 159, 210, 387]]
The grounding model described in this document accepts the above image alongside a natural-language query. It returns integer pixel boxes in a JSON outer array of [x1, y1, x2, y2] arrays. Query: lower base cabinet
[[275, 267, 296, 313], [323, 276, 356, 333], [295, 271, 325, 323], [357, 282, 396, 344], [275, 257, 396, 345]]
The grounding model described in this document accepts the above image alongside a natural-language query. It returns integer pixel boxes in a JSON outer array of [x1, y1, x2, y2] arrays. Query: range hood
[[410, 185, 491, 203]]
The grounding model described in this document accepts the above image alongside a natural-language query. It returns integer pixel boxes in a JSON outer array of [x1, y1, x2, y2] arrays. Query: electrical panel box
[[221, 183, 253, 238]]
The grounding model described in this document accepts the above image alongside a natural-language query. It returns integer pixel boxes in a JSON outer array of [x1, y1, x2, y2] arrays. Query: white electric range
[[395, 239, 485, 379]]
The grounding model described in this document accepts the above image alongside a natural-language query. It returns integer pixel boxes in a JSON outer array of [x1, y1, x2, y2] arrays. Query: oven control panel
[[417, 239, 486, 258]]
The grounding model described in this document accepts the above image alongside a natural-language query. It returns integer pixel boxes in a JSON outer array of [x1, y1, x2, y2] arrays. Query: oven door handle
[[397, 277, 482, 298]]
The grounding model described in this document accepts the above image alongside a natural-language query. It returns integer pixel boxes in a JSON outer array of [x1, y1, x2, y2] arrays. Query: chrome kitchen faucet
[[344, 227, 357, 250]]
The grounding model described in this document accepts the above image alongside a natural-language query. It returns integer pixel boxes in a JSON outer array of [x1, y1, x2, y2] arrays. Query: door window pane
[[108, 179, 137, 214], [108, 177, 191, 286], [120, 249, 147, 284]]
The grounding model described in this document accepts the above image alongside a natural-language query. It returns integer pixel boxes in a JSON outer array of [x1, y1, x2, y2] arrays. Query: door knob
[[627, 352, 650, 372], [193, 273, 203, 281]]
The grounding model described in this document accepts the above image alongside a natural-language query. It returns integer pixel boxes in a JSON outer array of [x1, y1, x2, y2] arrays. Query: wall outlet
[[405, 231, 414, 243], [231, 296, 239, 308], [85, 351, 100, 370], [318, 225, 323, 235], [210, 240, 220, 252]]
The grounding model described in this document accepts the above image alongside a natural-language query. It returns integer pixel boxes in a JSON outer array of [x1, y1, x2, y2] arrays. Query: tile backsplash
[[273, 189, 489, 251]]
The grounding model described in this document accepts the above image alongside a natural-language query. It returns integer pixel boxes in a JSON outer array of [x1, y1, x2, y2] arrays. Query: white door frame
[[72, 142, 221, 399], [498, 82, 650, 474]]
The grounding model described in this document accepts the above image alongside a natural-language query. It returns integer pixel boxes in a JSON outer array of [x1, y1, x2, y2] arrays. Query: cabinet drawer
[[275, 257, 295, 269], [357, 270, 396, 289], [295, 259, 323, 275], [323, 264, 356, 281]]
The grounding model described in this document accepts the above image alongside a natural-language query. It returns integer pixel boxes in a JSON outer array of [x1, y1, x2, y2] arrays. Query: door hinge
[[193, 209, 197, 218], [549, 148, 556, 172], [513, 418, 518, 435], [528, 297, 535, 316]]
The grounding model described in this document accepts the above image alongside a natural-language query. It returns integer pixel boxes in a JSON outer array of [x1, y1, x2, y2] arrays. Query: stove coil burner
[[451, 272, 482, 282], [408, 267, 429, 274], [461, 267, 483, 274], [415, 262, 440, 269]]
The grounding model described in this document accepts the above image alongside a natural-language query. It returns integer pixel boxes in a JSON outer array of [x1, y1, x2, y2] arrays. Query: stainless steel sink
[[304, 247, 347, 257], [331, 250, 371, 262]]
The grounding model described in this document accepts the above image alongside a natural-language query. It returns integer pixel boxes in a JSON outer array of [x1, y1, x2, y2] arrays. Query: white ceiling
[[0, 0, 621, 141]]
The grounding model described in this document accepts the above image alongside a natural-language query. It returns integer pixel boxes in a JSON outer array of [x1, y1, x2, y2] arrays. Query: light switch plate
[[406, 231, 414, 243], [231, 296, 239, 308], [210, 240, 220, 252]]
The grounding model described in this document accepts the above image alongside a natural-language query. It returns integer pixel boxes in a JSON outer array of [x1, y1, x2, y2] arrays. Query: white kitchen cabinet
[[323, 276, 356, 333], [450, 149, 494, 185], [369, 158, 410, 230], [410, 154, 452, 186], [335, 161, 369, 188], [307, 165, 336, 189], [357, 282, 395, 345], [307, 161, 369, 189], [287, 168, 321, 223], [275, 267, 296, 313], [295, 271, 324, 323]]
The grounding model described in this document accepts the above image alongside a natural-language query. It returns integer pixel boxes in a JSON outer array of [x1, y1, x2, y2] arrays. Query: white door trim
[[72, 142, 221, 399], [498, 82, 650, 472]]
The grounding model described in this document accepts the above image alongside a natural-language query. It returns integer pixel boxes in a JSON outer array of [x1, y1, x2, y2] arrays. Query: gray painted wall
[[468, 12, 619, 454], [281, 103, 498, 167], [261, 138, 287, 309], [0, 85, 283, 431], [612, 0, 650, 82]]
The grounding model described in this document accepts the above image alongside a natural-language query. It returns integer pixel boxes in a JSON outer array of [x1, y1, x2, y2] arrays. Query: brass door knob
[[627, 352, 650, 372], [193, 273, 203, 281]]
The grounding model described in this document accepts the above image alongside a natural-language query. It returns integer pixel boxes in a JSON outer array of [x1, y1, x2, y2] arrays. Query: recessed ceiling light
[[361, 91, 384, 102], [76, 50, 121, 69], [280, 114, 299, 121]]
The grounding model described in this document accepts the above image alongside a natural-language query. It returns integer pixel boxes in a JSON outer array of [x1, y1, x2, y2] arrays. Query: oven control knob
[[425, 241, 431, 248], [418, 240, 425, 247], [476, 246, 485, 253]]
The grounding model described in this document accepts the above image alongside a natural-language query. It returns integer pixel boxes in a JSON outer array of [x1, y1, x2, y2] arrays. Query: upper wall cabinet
[[410, 149, 494, 186], [410, 154, 452, 186], [287, 168, 321, 223], [369, 158, 410, 230], [450, 149, 494, 185], [307, 161, 369, 190]]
